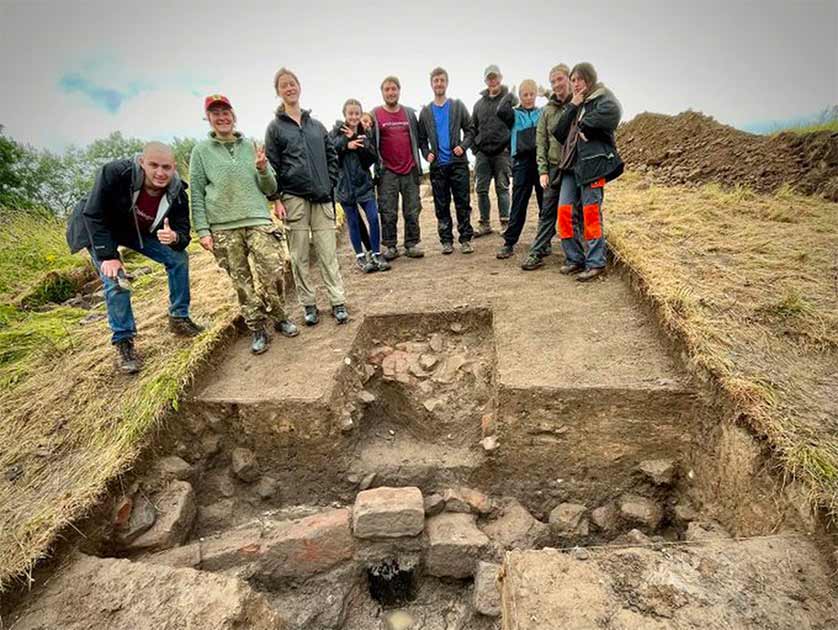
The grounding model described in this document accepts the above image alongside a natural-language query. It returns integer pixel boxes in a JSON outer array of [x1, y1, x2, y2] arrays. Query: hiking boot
[[372, 253, 391, 272], [355, 253, 377, 273], [576, 267, 605, 282], [169, 316, 204, 337], [460, 241, 474, 254], [521, 253, 545, 271], [115, 338, 139, 374], [332, 304, 349, 324], [441, 242, 454, 255], [251, 328, 269, 354], [474, 224, 493, 238], [383, 246, 400, 261], [405, 244, 424, 258], [274, 319, 299, 337], [304, 304, 319, 326], [496, 245, 514, 259], [559, 263, 584, 275], [541, 245, 553, 257]]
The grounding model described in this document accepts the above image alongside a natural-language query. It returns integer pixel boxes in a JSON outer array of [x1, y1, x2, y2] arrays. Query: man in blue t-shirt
[[418, 67, 475, 254]]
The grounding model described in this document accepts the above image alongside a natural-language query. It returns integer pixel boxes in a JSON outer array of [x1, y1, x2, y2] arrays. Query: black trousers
[[430, 162, 474, 244], [528, 165, 561, 256], [504, 153, 543, 247]]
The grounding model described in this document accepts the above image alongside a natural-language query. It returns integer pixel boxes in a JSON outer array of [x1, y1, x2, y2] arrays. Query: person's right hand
[[571, 90, 585, 106], [199, 235, 214, 252], [427, 153, 435, 163], [341, 125, 354, 138], [101, 259, 123, 279], [539, 174, 549, 188], [273, 199, 286, 220]]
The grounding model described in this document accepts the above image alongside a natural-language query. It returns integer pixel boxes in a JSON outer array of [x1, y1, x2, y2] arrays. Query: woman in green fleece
[[190, 94, 299, 354]]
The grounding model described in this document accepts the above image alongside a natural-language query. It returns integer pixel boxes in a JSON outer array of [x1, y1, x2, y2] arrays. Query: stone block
[[548, 503, 589, 537], [231, 447, 260, 483], [129, 481, 196, 551], [353, 487, 425, 539], [473, 561, 501, 616], [481, 499, 549, 550], [619, 494, 663, 530], [638, 459, 677, 485], [425, 512, 489, 578]]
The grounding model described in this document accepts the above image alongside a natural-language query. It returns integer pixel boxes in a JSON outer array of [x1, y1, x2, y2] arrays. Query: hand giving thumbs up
[[158, 217, 178, 246]]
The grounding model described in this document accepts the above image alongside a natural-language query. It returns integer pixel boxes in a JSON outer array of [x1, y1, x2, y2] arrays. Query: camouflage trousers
[[212, 224, 289, 331]]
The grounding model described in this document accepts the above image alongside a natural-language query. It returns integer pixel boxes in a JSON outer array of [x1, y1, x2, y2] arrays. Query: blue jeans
[[90, 237, 190, 344], [344, 198, 381, 255], [557, 172, 607, 269]]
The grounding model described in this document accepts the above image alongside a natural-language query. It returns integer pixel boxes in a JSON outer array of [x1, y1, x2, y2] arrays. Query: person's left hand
[[348, 138, 365, 150], [157, 218, 178, 246], [578, 131, 589, 142], [452, 146, 464, 157], [254, 143, 268, 172]]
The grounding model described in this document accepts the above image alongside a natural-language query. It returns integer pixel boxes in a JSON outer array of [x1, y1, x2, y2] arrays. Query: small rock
[[423, 398, 444, 413], [419, 354, 438, 370], [428, 334, 444, 353], [129, 481, 196, 550], [481, 498, 549, 550], [548, 503, 589, 537], [443, 487, 492, 514], [201, 433, 221, 457], [382, 350, 411, 383], [674, 501, 699, 524], [619, 494, 663, 530], [479, 436, 499, 452], [367, 345, 393, 366], [450, 322, 465, 333], [432, 353, 467, 384], [572, 547, 590, 561], [481, 413, 496, 437], [156, 456, 192, 481], [5, 464, 23, 483], [231, 448, 260, 483], [615, 528, 652, 546], [423, 493, 445, 516], [256, 476, 278, 500], [357, 390, 376, 405], [353, 486, 425, 539], [638, 459, 677, 485], [685, 521, 731, 542], [198, 498, 235, 530], [359, 472, 376, 491], [218, 473, 236, 498], [385, 610, 416, 630], [340, 413, 355, 433], [590, 504, 618, 532], [473, 561, 501, 616], [417, 380, 434, 396], [363, 363, 376, 382], [115, 495, 156, 545]]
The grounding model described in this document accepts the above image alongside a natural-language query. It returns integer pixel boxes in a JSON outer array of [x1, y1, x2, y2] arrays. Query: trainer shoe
[[304, 304, 319, 326], [496, 245, 514, 259], [250, 328, 269, 354], [474, 224, 493, 238], [355, 253, 377, 273], [115, 338, 139, 374], [383, 246, 400, 261], [332, 304, 349, 324], [372, 253, 391, 272], [441, 242, 454, 255], [521, 253, 544, 270], [559, 263, 584, 275], [168, 316, 204, 337], [274, 319, 299, 337], [576, 267, 605, 282], [460, 241, 474, 254], [405, 244, 425, 258]]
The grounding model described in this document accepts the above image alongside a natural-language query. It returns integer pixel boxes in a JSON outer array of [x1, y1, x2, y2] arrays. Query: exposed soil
[[617, 111, 838, 199]]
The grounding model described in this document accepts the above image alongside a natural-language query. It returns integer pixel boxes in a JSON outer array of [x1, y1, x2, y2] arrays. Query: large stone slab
[[353, 486, 425, 539], [500, 538, 838, 629], [425, 512, 489, 578], [10, 554, 284, 629]]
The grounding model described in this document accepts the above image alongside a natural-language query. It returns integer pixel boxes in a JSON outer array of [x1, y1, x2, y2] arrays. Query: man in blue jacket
[[66, 142, 203, 374], [418, 67, 475, 255]]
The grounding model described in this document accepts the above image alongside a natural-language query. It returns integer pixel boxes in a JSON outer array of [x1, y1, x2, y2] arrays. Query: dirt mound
[[617, 111, 838, 199]]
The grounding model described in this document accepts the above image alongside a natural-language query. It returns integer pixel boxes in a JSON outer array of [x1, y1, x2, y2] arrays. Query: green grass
[[774, 119, 838, 135]]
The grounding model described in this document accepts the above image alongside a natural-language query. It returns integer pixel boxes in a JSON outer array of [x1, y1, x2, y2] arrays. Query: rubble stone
[[201, 433, 222, 457], [548, 503, 589, 537], [619, 494, 663, 530], [157, 456, 193, 481], [423, 493, 446, 516], [590, 504, 619, 532], [199, 498, 235, 531], [473, 561, 502, 616], [426, 512, 489, 578], [481, 499, 549, 550], [115, 495, 156, 545], [638, 459, 677, 485], [353, 487, 425, 539], [129, 481, 197, 551], [442, 486, 492, 515], [231, 448, 260, 483], [255, 477, 278, 500]]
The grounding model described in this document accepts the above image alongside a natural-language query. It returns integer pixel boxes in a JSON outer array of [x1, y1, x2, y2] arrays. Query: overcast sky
[[1, 0, 836, 151]]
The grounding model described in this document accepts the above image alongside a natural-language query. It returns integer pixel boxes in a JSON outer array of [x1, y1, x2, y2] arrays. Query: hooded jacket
[[553, 84, 624, 185], [371, 105, 423, 180], [264, 107, 338, 203], [496, 94, 541, 158], [417, 98, 474, 167], [329, 120, 377, 205], [471, 86, 518, 156], [536, 92, 571, 175], [66, 156, 190, 260]]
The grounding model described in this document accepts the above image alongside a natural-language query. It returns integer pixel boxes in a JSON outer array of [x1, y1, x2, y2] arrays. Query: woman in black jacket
[[552, 62, 624, 282], [329, 98, 390, 273]]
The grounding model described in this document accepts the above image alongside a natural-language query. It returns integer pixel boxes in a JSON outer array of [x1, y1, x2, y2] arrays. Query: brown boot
[[576, 267, 605, 282]]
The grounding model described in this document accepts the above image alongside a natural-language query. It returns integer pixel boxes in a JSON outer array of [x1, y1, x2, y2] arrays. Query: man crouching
[[67, 142, 204, 374]]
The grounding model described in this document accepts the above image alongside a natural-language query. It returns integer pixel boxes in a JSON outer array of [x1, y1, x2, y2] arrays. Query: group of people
[[67, 62, 623, 374]]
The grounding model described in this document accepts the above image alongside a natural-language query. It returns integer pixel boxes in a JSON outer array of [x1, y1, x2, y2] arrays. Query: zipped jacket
[[536, 93, 571, 174], [66, 157, 190, 260], [417, 98, 474, 167], [497, 94, 541, 158], [553, 84, 624, 185], [471, 86, 517, 156], [329, 120, 377, 204]]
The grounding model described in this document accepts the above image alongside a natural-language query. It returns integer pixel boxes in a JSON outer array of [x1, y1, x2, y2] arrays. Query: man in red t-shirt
[[372, 76, 423, 260]]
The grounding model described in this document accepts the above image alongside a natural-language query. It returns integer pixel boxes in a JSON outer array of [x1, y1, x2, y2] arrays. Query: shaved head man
[[66, 141, 203, 374]]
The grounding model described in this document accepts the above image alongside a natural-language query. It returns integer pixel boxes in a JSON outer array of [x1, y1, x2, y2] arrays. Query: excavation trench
[[14, 307, 835, 629]]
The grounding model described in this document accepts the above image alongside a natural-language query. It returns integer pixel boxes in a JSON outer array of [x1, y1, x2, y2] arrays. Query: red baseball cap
[[204, 94, 233, 112]]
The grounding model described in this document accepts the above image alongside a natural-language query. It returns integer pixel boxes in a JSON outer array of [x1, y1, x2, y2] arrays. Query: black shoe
[[274, 319, 299, 337], [521, 253, 544, 271], [474, 224, 493, 238], [383, 246, 400, 261], [332, 304, 349, 324], [496, 245, 514, 259], [576, 267, 605, 282], [251, 328, 269, 354], [169, 316, 204, 337], [304, 305, 319, 326], [372, 253, 391, 272], [559, 263, 584, 275], [115, 339, 139, 374], [405, 245, 425, 258], [441, 242, 454, 255]]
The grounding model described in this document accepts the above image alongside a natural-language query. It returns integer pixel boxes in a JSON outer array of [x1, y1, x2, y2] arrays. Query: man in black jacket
[[66, 142, 203, 374], [418, 67, 475, 255], [471, 65, 516, 236]]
